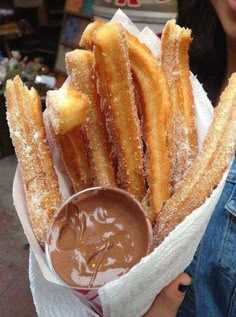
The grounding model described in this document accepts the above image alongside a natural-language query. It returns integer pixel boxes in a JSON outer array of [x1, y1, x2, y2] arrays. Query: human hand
[[143, 273, 191, 317]]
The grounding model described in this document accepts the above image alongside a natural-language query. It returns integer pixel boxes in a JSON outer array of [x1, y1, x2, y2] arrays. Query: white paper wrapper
[[12, 9, 230, 317]]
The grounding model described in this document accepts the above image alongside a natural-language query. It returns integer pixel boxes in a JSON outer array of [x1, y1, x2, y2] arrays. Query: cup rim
[[45, 186, 153, 290]]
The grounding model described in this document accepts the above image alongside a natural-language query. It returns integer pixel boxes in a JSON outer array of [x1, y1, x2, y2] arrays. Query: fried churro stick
[[161, 19, 197, 191], [46, 83, 92, 192], [65, 50, 116, 187], [153, 73, 236, 246], [47, 79, 89, 135], [81, 21, 171, 219], [52, 125, 92, 192], [6, 76, 62, 244], [93, 22, 146, 200], [79, 20, 105, 49], [127, 33, 171, 221]]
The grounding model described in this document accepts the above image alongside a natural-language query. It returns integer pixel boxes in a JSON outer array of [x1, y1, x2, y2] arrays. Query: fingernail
[[24, 243, 30, 250], [178, 284, 191, 293]]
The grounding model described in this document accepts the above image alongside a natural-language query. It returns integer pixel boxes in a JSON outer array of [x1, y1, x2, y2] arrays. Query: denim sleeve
[[177, 158, 236, 317]]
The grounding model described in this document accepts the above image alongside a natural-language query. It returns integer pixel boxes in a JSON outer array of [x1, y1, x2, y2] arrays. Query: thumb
[[143, 273, 192, 317]]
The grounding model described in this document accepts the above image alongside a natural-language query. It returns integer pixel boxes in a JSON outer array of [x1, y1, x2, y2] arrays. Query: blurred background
[[0, 1, 176, 316]]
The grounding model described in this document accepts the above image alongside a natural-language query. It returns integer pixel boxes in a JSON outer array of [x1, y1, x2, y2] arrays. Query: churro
[[81, 21, 172, 219], [46, 85, 92, 193], [92, 22, 146, 200], [5, 76, 62, 244], [127, 33, 171, 221], [161, 19, 197, 191], [65, 50, 116, 187], [153, 73, 236, 246]]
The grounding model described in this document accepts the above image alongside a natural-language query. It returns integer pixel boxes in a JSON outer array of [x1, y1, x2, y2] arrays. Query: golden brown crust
[[161, 19, 197, 191], [80, 21, 171, 217], [127, 33, 171, 221], [178, 28, 197, 160], [5, 76, 62, 244], [47, 116, 92, 194], [93, 22, 146, 200], [153, 73, 236, 246], [65, 50, 116, 187]]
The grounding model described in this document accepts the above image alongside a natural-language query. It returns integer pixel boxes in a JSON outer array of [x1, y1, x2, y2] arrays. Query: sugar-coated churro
[[65, 50, 116, 187], [153, 73, 236, 246], [80, 22, 171, 218], [6, 76, 62, 244], [46, 88, 92, 193], [161, 19, 198, 191], [93, 22, 146, 200], [47, 79, 89, 135], [127, 32, 171, 221]]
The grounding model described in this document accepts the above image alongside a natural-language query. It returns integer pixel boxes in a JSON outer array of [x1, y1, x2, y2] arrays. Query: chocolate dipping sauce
[[47, 187, 152, 289]]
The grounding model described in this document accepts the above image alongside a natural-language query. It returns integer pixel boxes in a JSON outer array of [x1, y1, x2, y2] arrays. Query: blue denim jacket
[[177, 157, 236, 317]]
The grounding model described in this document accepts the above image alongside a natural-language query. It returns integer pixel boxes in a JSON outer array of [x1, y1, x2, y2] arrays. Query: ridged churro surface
[[6, 76, 62, 244], [127, 33, 171, 221], [93, 22, 146, 200], [161, 20, 198, 191], [46, 84, 92, 192], [153, 73, 236, 246], [66, 50, 116, 187]]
